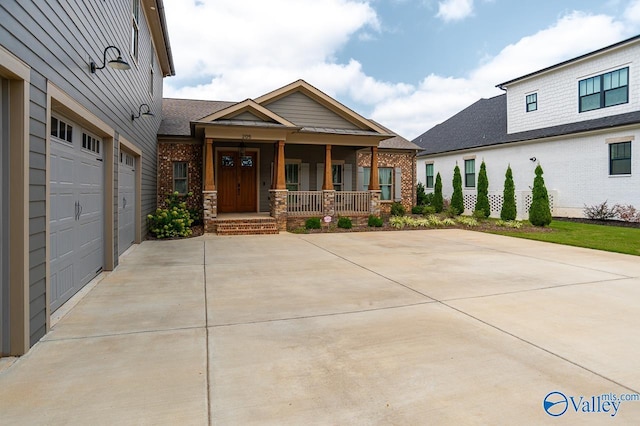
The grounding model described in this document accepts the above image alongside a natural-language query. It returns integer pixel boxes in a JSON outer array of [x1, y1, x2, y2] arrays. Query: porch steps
[[213, 217, 279, 236]]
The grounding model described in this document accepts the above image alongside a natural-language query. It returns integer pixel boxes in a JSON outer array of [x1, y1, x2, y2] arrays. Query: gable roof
[[497, 34, 640, 88], [159, 98, 235, 136], [370, 120, 421, 150], [198, 99, 298, 127], [413, 94, 640, 156]]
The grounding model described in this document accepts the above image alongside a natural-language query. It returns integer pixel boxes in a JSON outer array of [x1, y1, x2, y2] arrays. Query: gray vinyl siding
[[1, 78, 8, 354], [265, 92, 361, 130], [0, 0, 166, 347], [232, 111, 263, 121]]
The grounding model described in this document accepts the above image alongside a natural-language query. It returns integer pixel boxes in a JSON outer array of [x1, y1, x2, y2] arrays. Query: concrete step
[[213, 217, 279, 236]]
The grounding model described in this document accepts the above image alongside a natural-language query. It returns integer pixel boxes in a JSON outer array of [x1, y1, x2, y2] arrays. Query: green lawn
[[489, 220, 640, 256]]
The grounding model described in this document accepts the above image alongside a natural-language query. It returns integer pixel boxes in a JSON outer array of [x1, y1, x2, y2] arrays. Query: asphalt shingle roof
[[159, 98, 236, 136], [413, 94, 640, 156]]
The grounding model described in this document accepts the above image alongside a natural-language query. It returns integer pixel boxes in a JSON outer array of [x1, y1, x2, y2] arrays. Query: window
[[610, 142, 631, 175], [425, 163, 434, 188], [131, 0, 140, 62], [285, 163, 299, 191], [464, 159, 475, 188], [332, 164, 343, 191], [526, 93, 537, 112], [173, 162, 188, 194], [579, 67, 628, 112], [363, 167, 393, 201], [82, 133, 100, 154], [149, 52, 155, 96], [50, 116, 73, 143]]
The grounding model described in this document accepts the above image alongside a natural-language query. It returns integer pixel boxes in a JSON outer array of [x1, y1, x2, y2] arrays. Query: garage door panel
[[118, 154, 136, 256]]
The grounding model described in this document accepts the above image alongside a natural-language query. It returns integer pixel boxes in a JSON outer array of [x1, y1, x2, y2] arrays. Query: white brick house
[[414, 35, 640, 219]]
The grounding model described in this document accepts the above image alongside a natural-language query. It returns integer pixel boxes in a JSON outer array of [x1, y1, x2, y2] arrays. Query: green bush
[[337, 217, 352, 229], [411, 205, 424, 214], [422, 205, 436, 216], [474, 161, 490, 218], [457, 216, 478, 227], [451, 164, 464, 215], [529, 164, 552, 227], [472, 209, 486, 220], [500, 165, 517, 221], [305, 217, 322, 229], [416, 182, 428, 206], [424, 192, 434, 206], [390, 202, 406, 217], [433, 173, 444, 213], [147, 191, 194, 239], [368, 215, 383, 227]]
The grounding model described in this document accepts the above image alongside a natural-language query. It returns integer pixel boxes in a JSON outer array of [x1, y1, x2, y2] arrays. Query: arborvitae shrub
[[451, 164, 464, 215], [433, 173, 444, 213], [500, 165, 517, 221], [528, 165, 552, 226], [474, 161, 490, 218], [416, 182, 428, 206]]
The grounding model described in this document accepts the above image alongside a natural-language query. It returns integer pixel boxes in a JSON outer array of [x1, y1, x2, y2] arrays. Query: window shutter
[[344, 164, 353, 191], [300, 163, 310, 191], [394, 167, 402, 201], [357, 166, 364, 191], [316, 163, 324, 190]]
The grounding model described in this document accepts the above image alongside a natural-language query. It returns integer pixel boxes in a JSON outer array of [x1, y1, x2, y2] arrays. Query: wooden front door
[[217, 151, 258, 213]]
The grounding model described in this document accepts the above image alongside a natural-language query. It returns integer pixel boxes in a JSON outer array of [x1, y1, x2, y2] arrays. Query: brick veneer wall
[[157, 142, 203, 212], [357, 150, 416, 215]]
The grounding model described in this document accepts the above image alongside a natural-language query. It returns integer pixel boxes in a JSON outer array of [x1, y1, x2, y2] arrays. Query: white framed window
[[173, 162, 188, 194], [285, 162, 299, 191], [50, 116, 73, 144], [425, 163, 434, 189], [82, 132, 100, 154], [131, 0, 140, 63], [332, 164, 343, 191], [526, 93, 537, 112]]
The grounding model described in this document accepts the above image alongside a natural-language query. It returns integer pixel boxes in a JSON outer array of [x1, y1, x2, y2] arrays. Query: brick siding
[[157, 142, 203, 212]]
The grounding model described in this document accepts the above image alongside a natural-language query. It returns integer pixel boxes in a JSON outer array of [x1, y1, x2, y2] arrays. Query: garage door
[[118, 151, 136, 256], [50, 116, 104, 312]]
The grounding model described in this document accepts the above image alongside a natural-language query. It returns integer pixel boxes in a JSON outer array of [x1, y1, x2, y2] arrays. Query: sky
[[162, 0, 640, 140]]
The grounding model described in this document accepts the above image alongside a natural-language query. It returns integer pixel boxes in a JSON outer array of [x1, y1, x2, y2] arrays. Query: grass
[[489, 220, 640, 256]]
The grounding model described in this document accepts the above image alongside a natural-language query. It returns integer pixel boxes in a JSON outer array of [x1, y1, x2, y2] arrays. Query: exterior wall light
[[90, 46, 131, 73], [131, 103, 154, 121]]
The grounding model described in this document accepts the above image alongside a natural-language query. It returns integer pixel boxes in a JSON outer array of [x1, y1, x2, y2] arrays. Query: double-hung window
[[332, 164, 343, 191], [425, 163, 434, 188], [363, 167, 393, 201], [579, 67, 628, 112], [526, 93, 537, 112], [464, 159, 475, 188], [131, 0, 140, 62], [285, 163, 299, 191], [173, 162, 188, 194], [610, 142, 631, 175]]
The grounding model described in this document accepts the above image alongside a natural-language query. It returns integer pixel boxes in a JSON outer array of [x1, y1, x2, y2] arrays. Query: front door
[[218, 151, 257, 213]]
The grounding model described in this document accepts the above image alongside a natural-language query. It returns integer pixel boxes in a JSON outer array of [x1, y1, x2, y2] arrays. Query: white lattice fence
[[462, 190, 557, 219]]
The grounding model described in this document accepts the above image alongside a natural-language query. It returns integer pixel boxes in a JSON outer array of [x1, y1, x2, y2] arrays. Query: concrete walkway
[[1, 230, 639, 424]]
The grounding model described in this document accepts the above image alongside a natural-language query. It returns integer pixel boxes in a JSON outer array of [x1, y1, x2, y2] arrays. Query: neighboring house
[[0, 0, 174, 356], [414, 35, 640, 219], [157, 80, 419, 232]]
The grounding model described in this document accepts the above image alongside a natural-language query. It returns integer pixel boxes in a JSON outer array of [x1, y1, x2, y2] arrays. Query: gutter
[[156, 0, 176, 76]]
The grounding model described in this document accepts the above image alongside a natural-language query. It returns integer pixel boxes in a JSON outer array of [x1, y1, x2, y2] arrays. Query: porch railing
[[335, 191, 371, 215], [287, 191, 323, 216]]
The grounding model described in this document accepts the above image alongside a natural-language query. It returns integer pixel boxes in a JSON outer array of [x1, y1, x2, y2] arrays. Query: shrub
[[529, 164, 552, 226], [424, 192, 434, 206], [416, 182, 428, 206], [583, 201, 617, 220], [457, 216, 478, 227], [422, 206, 436, 216], [411, 205, 424, 214], [368, 215, 383, 227], [390, 202, 406, 217], [472, 209, 486, 220], [337, 216, 352, 229], [441, 218, 456, 226], [474, 161, 490, 218], [426, 215, 443, 227], [500, 165, 517, 221], [305, 217, 322, 229], [496, 220, 523, 229], [433, 173, 444, 213], [147, 191, 194, 239], [613, 204, 640, 222], [389, 216, 406, 229], [451, 164, 464, 215]]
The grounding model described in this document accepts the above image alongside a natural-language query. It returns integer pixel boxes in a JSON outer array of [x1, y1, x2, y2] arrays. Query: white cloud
[[625, 0, 640, 24], [435, 0, 474, 22]]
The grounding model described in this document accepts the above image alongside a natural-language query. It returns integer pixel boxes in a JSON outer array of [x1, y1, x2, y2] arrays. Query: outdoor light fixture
[[90, 46, 131, 73], [530, 157, 537, 162], [131, 103, 154, 121]]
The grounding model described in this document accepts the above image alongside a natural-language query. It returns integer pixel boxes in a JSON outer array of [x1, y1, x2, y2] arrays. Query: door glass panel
[[241, 156, 253, 167], [222, 155, 234, 167]]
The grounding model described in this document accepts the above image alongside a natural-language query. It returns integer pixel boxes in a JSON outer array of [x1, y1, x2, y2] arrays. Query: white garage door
[[50, 116, 104, 312], [118, 151, 136, 256]]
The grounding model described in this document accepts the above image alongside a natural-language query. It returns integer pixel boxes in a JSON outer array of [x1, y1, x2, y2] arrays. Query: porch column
[[203, 137, 217, 232], [273, 140, 286, 190], [270, 140, 288, 230], [322, 144, 334, 190], [369, 146, 380, 190]]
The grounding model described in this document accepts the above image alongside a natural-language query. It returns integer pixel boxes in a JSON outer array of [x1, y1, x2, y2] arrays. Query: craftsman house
[[414, 35, 640, 219], [1, 0, 174, 356], [158, 80, 419, 234]]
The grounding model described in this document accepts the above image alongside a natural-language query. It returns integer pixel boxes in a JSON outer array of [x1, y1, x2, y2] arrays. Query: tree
[[500, 165, 517, 221], [416, 182, 428, 206], [529, 164, 552, 226], [451, 164, 464, 215], [474, 161, 490, 218], [433, 172, 443, 213]]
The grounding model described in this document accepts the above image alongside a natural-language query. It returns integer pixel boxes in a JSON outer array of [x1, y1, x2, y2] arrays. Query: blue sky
[[163, 0, 640, 139]]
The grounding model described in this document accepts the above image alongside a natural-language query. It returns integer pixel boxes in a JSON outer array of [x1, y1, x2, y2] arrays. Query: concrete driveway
[[1, 230, 639, 425]]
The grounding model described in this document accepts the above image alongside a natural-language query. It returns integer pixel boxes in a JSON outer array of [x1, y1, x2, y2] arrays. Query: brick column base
[[370, 190, 382, 217], [270, 189, 288, 231], [323, 190, 336, 219], [203, 191, 218, 233]]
